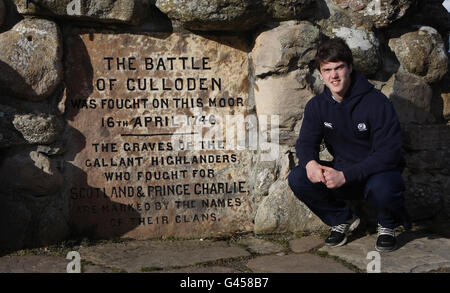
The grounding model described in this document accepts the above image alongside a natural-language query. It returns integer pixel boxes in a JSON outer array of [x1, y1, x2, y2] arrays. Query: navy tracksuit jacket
[[288, 70, 411, 229]]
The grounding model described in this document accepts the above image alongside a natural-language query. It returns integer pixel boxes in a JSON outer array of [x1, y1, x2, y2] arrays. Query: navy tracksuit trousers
[[288, 162, 411, 230]]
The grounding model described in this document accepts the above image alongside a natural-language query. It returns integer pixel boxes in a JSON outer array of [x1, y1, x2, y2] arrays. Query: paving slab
[[237, 237, 285, 255], [290, 236, 324, 253], [0, 255, 68, 273], [82, 264, 114, 273], [78, 239, 250, 273], [0, 255, 112, 273], [161, 266, 241, 273], [319, 232, 450, 273], [246, 253, 354, 273]]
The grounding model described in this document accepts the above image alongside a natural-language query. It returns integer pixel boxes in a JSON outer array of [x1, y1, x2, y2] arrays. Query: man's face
[[319, 61, 352, 100]]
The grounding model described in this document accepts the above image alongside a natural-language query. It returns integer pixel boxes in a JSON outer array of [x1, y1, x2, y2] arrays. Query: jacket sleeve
[[342, 99, 404, 183], [296, 99, 324, 168]]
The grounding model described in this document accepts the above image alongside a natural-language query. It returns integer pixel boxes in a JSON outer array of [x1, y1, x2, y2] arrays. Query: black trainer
[[375, 224, 397, 252], [325, 215, 360, 247]]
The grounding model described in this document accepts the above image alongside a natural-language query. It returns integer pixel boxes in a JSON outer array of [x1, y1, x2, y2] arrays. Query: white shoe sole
[[375, 246, 397, 252], [326, 236, 348, 247], [349, 217, 360, 233], [375, 242, 397, 252], [326, 217, 360, 247]]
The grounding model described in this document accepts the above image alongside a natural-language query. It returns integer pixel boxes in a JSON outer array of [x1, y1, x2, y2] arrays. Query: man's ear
[[348, 64, 353, 73]]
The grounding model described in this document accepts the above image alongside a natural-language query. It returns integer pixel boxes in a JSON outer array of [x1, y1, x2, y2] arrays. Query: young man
[[288, 38, 411, 252]]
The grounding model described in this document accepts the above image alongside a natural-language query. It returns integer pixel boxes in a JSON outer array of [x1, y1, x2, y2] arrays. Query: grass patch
[[141, 266, 164, 272], [425, 267, 450, 273], [255, 233, 295, 253], [145, 235, 204, 241], [109, 266, 127, 273], [193, 255, 254, 273], [80, 260, 94, 273], [234, 241, 253, 255], [110, 237, 134, 244], [3, 240, 83, 258], [294, 231, 310, 238]]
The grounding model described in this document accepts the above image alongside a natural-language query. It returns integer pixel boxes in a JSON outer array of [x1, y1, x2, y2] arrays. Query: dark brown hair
[[315, 38, 353, 71]]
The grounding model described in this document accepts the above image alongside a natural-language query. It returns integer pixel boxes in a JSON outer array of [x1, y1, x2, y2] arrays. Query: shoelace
[[331, 223, 349, 234], [378, 225, 395, 237]]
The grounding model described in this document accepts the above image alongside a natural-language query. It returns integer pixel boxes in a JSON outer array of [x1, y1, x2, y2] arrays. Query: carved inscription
[[65, 32, 253, 238]]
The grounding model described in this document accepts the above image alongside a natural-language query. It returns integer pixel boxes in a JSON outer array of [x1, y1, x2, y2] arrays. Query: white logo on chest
[[357, 123, 367, 132], [324, 122, 333, 129]]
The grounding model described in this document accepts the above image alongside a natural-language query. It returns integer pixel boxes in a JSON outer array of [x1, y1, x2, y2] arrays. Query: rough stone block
[[389, 26, 448, 83], [13, 0, 150, 25], [155, 0, 314, 31], [0, 150, 63, 196], [290, 235, 324, 253], [0, 18, 62, 101], [252, 21, 319, 77], [402, 124, 450, 151], [382, 72, 434, 124], [254, 179, 327, 234], [238, 236, 284, 255], [246, 253, 354, 273], [254, 70, 314, 132], [330, 0, 413, 28], [79, 240, 250, 273]]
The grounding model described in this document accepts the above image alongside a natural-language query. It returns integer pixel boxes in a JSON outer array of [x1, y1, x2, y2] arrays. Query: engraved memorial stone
[[64, 31, 253, 239]]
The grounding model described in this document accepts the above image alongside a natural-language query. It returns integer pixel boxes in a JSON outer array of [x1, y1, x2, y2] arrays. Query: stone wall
[[0, 0, 449, 250]]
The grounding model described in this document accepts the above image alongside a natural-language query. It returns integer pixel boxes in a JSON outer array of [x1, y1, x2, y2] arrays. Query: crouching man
[[288, 38, 411, 252]]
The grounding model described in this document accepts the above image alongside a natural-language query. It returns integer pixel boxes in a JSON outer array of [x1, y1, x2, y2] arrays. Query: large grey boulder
[[156, 0, 261, 31], [252, 21, 320, 77], [155, 0, 314, 31], [330, 26, 380, 76], [248, 159, 277, 199], [382, 72, 434, 124], [319, 0, 355, 29], [252, 21, 318, 144], [0, 150, 63, 196], [0, 18, 62, 101], [254, 70, 314, 139], [389, 26, 448, 83], [13, 0, 150, 25], [330, 0, 413, 28], [263, 0, 314, 19], [254, 179, 327, 234], [319, 1, 380, 76]]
